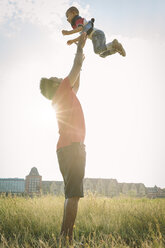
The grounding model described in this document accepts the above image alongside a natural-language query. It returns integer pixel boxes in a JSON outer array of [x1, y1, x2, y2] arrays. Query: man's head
[[66, 6, 79, 23], [40, 77, 62, 100]]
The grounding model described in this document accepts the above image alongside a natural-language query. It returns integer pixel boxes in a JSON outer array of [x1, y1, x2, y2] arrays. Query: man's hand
[[62, 30, 70, 35]]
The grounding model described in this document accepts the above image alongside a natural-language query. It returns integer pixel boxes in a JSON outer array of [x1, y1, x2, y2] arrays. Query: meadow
[[0, 194, 164, 248]]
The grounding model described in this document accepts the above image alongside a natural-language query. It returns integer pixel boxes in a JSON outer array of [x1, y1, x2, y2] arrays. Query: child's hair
[[40, 77, 61, 100], [66, 6, 79, 17]]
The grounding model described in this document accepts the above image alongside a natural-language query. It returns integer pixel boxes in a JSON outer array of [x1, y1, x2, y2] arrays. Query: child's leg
[[100, 39, 126, 58], [99, 43, 116, 58], [92, 30, 107, 54]]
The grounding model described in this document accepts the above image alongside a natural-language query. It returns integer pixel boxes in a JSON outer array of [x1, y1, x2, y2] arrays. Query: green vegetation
[[0, 194, 164, 247]]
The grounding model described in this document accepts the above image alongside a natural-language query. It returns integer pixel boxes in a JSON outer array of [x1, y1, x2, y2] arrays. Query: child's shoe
[[111, 39, 126, 56], [100, 39, 126, 58]]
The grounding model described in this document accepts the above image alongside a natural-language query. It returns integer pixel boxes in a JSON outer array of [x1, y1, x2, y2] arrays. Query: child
[[62, 6, 126, 58]]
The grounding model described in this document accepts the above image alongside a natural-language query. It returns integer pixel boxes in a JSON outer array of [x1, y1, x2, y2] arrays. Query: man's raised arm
[[68, 33, 87, 88], [72, 74, 80, 94]]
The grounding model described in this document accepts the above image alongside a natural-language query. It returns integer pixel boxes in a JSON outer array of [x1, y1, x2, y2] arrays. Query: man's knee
[[68, 196, 80, 203]]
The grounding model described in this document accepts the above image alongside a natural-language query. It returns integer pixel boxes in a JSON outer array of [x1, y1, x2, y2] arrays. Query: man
[[40, 33, 87, 243]]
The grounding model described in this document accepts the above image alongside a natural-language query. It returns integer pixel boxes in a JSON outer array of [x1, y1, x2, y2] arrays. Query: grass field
[[0, 194, 165, 247]]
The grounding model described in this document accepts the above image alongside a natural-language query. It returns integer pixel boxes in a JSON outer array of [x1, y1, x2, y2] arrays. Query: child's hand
[[67, 40, 74, 45], [62, 30, 70, 35]]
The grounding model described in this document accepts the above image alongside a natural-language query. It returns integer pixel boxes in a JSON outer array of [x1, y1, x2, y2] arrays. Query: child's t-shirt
[[71, 15, 86, 29], [71, 15, 97, 40]]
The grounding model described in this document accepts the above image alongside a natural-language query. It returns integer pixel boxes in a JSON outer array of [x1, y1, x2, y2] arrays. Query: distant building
[[25, 167, 42, 195], [84, 178, 120, 197], [0, 168, 165, 198], [0, 168, 42, 196], [42, 181, 64, 195], [146, 186, 165, 198], [119, 183, 146, 197], [0, 178, 25, 194]]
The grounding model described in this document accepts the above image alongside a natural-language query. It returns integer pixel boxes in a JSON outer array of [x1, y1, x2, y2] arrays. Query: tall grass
[[0, 194, 164, 247]]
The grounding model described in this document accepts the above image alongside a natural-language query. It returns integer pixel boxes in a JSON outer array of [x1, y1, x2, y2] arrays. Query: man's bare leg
[[61, 197, 80, 242]]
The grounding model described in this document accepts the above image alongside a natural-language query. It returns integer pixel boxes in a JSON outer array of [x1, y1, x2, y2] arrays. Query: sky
[[0, 0, 165, 188]]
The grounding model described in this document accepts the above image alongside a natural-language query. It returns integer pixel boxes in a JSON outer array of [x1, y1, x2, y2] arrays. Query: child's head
[[66, 6, 79, 23], [40, 77, 62, 100]]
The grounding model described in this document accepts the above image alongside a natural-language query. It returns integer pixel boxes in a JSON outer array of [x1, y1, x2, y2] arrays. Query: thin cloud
[[0, 0, 90, 32], [0, 0, 69, 28]]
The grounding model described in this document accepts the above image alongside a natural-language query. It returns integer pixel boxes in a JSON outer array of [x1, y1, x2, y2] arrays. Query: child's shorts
[[57, 142, 86, 199]]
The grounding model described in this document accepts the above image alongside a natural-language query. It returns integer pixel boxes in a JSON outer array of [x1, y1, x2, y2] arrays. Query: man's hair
[[66, 6, 79, 17], [40, 77, 61, 100]]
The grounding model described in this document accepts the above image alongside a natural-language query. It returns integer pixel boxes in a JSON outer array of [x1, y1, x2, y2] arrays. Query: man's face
[[66, 11, 76, 23], [50, 77, 62, 86], [45, 85, 52, 100], [44, 77, 62, 100]]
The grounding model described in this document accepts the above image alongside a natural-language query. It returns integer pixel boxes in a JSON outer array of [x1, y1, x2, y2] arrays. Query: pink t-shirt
[[71, 15, 85, 29], [52, 77, 85, 150]]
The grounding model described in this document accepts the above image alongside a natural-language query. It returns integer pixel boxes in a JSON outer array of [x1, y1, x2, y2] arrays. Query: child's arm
[[67, 36, 81, 45], [62, 26, 83, 36]]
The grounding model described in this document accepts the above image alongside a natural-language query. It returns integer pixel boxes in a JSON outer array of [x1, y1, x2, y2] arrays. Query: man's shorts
[[57, 142, 86, 199]]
